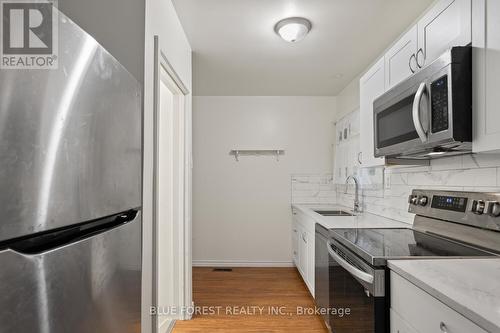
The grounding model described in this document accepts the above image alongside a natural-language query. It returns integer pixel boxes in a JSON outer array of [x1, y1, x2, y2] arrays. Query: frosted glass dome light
[[274, 17, 312, 43]]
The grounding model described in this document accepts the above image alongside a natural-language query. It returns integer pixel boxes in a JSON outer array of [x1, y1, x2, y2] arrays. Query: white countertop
[[388, 259, 500, 333], [292, 203, 409, 229]]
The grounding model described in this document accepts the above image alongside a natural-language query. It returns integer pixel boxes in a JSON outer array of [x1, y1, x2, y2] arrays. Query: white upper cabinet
[[383, 0, 471, 89], [472, 0, 500, 153], [385, 26, 418, 89], [356, 0, 474, 166], [417, 0, 472, 68], [334, 110, 361, 182], [360, 58, 386, 168]]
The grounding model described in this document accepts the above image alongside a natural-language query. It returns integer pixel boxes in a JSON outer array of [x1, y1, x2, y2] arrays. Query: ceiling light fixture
[[274, 17, 312, 43]]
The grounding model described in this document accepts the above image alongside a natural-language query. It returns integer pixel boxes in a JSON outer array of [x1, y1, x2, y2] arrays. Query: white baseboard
[[160, 319, 176, 333], [192, 260, 295, 268]]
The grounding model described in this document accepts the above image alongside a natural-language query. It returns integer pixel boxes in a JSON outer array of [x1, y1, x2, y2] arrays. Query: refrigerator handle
[[5, 210, 138, 256]]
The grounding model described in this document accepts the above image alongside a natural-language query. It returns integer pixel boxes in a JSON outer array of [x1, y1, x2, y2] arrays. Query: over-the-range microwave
[[373, 46, 472, 161]]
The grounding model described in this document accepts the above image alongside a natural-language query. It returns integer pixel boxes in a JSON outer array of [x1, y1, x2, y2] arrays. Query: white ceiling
[[173, 0, 434, 96]]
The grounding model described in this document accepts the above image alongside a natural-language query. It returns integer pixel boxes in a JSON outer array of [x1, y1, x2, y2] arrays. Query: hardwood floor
[[172, 267, 328, 332]]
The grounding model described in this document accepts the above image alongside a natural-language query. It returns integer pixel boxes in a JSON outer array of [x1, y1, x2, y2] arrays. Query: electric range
[[315, 190, 500, 333]]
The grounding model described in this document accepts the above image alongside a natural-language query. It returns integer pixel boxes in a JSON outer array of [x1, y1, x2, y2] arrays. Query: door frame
[[152, 35, 191, 333]]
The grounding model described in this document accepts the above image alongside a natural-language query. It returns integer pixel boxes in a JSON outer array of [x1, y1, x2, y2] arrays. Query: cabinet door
[[391, 272, 488, 333], [298, 226, 307, 279], [334, 142, 346, 183], [360, 57, 386, 168], [472, 0, 500, 152], [292, 217, 299, 265], [349, 108, 360, 137], [347, 136, 361, 177], [385, 26, 418, 89], [417, 0, 471, 68], [336, 118, 345, 145], [306, 230, 315, 296], [390, 309, 418, 333]]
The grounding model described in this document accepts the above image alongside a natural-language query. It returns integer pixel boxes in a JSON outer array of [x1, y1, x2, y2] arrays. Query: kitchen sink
[[313, 210, 354, 217]]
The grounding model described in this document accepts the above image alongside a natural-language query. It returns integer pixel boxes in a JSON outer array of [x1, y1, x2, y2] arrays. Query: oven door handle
[[412, 82, 428, 143], [327, 241, 374, 284]]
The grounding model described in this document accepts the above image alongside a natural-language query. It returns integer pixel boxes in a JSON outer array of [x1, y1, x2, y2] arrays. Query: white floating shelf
[[229, 149, 285, 162]]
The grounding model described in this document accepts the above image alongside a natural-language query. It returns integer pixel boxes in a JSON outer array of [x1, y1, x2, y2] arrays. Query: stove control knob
[[489, 202, 500, 217], [409, 195, 418, 205], [472, 200, 486, 215], [418, 196, 428, 206]]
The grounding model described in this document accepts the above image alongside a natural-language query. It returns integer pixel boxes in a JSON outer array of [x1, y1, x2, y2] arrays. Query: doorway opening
[[152, 36, 191, 333]]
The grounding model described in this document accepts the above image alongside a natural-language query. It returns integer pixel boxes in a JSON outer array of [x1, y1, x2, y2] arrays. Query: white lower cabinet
[[391, 272, 488, 333], [390, 309, 418, 333], [291, 209, 315, 297], [298, 225, 308, 278], [292, 217, 299, 265]]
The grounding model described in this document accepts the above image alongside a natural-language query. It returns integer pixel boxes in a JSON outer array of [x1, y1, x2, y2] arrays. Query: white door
[[360, 57, 386, 168], [417, 0, 471, 68], [156, 66, 186, 331], [157, 73, 174, 328], [385, 26, 418, 89], [473, 0, 500, 153], [152, 37, 191, 332]]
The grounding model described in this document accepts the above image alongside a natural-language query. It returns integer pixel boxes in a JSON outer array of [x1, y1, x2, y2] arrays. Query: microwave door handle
[[327, 241, 374, 284], [412, 82, 428, 142]]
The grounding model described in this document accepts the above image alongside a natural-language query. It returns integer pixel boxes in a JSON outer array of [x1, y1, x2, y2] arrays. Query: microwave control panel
[[431, 75, 449, 133]]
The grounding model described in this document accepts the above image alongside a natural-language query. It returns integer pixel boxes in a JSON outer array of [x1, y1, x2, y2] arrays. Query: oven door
[[374, 80, 430, 158], [327, 239, 386, 333]]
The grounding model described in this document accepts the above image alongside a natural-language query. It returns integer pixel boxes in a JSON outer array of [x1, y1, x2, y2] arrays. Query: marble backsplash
[[336, 154, 500, 224], [291, 174, 336, 204]]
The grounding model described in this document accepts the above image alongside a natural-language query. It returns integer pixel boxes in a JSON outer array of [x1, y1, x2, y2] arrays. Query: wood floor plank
[[172, 267, 328, 333]]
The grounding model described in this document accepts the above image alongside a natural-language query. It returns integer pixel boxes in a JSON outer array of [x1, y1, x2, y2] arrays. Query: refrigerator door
[[0, 211, 142, 333], [0, 7, 142, 242]]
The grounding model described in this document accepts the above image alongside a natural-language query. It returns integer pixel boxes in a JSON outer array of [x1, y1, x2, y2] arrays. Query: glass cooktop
[[330, 228, 494, 266]]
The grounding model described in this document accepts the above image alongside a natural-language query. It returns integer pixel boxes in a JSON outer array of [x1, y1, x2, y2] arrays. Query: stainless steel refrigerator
[[0, 8, 142, 333]]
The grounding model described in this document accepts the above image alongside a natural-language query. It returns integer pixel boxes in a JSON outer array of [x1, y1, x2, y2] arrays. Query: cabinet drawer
[[390, 308, 418, 333], [391, 272, 488, 333], [294, 210, 316, 234]]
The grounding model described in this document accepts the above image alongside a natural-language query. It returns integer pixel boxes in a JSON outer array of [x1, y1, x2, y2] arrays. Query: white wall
[[192, 96, 336, 266], [142, 1, 192, 332]]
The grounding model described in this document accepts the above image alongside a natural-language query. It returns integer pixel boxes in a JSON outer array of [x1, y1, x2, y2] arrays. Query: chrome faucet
[[345, 175, 362, 214]]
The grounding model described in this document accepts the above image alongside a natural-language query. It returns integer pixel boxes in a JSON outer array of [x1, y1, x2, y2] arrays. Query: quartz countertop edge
[[388, 259, 500, 333], [292, 203, 409, 229]]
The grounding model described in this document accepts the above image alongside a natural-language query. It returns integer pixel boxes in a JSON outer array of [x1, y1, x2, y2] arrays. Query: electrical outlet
[[384, 171, 391, 189]]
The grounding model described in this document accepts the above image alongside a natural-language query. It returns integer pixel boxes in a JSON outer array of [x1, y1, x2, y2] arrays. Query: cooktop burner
[[330, 228, 494, 266]]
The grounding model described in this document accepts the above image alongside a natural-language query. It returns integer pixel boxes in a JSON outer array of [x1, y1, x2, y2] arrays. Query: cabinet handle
[[409, 53, 417, 73], [293, 229, 297, 233], [302, 233, 307, 243], [416, 48, 425, 68], [439, 322, 448, 333], [357, 151, 362, 164]]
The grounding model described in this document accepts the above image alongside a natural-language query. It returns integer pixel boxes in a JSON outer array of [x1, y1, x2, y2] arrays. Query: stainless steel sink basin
[[313, 210, 354, 217]]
